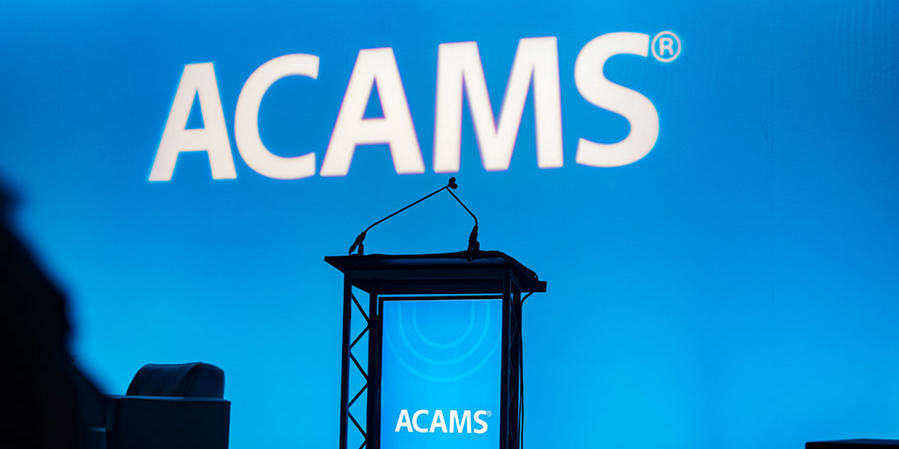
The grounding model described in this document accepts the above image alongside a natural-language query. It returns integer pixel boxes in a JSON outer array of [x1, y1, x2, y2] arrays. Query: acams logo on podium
[[148, 32, 681, 182], [393, 409, 490, 434]]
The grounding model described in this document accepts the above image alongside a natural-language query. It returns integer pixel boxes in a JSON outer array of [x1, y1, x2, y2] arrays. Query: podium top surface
[[325, 251, 547, 294], [807, 441, 899, 449]]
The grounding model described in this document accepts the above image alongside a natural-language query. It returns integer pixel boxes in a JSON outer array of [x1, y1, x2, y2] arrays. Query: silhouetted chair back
[[106, 362, 230, 449], [127, 363, 225, 398]]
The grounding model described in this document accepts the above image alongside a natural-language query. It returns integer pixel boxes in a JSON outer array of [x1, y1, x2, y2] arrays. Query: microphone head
[[448, 177, 458, 189]]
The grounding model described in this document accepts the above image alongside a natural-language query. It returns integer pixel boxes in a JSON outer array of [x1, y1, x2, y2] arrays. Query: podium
[[326, 251, 546, 449]]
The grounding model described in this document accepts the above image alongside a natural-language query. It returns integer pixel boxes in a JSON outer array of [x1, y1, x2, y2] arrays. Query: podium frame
[[325, 251, 546, 449]]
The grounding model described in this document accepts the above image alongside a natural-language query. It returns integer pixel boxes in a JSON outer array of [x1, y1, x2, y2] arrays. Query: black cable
[[520, 304, 525, 449], [521, 292, 533, 305], [518, 293, 531, 449]]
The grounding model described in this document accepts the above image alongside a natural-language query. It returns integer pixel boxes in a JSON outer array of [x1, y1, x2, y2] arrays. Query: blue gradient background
[[1, 1, 898, 448], [381, 299, 500, 449]]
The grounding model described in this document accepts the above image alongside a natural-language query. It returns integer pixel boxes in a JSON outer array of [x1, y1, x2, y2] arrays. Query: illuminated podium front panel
[[325, 252, 546, 449], [380, 298, 501, 449]]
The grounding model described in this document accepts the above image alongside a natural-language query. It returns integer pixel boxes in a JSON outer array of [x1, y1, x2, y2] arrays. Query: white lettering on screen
[[150, 32, 669, 181], [394, 409, 489, 434]]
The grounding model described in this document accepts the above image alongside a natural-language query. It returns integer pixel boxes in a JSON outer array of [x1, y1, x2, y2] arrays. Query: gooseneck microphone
[[347, 177, 480, 256]]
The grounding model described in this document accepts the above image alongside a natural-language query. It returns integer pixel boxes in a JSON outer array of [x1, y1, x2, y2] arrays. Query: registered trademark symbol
[[651, 31, 681, 62], [486, 411, 493, 417]]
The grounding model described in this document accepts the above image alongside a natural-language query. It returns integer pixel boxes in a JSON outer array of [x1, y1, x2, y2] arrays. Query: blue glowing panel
[[3, 2, 899, 449], [380, 299, 501, 449]]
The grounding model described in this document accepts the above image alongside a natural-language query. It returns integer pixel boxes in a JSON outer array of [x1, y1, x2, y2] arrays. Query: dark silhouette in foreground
[[0, 186, 104, 449], [0, 186, 230, 449]]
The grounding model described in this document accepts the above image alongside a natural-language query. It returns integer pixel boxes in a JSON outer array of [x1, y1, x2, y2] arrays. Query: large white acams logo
[[149, 32, 680, 181]]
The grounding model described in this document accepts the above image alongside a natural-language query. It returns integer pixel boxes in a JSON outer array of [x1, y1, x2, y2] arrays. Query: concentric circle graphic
[[411, 302, 476, 349], [384, 300, 501, 383]]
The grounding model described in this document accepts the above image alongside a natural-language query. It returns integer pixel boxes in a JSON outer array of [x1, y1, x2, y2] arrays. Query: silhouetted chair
[[104, 362, 230, 449]]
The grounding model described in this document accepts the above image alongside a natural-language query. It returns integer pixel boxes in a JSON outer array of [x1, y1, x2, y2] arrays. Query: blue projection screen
[[381, 299, 501, 449], [1, 1, 898, 449]]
